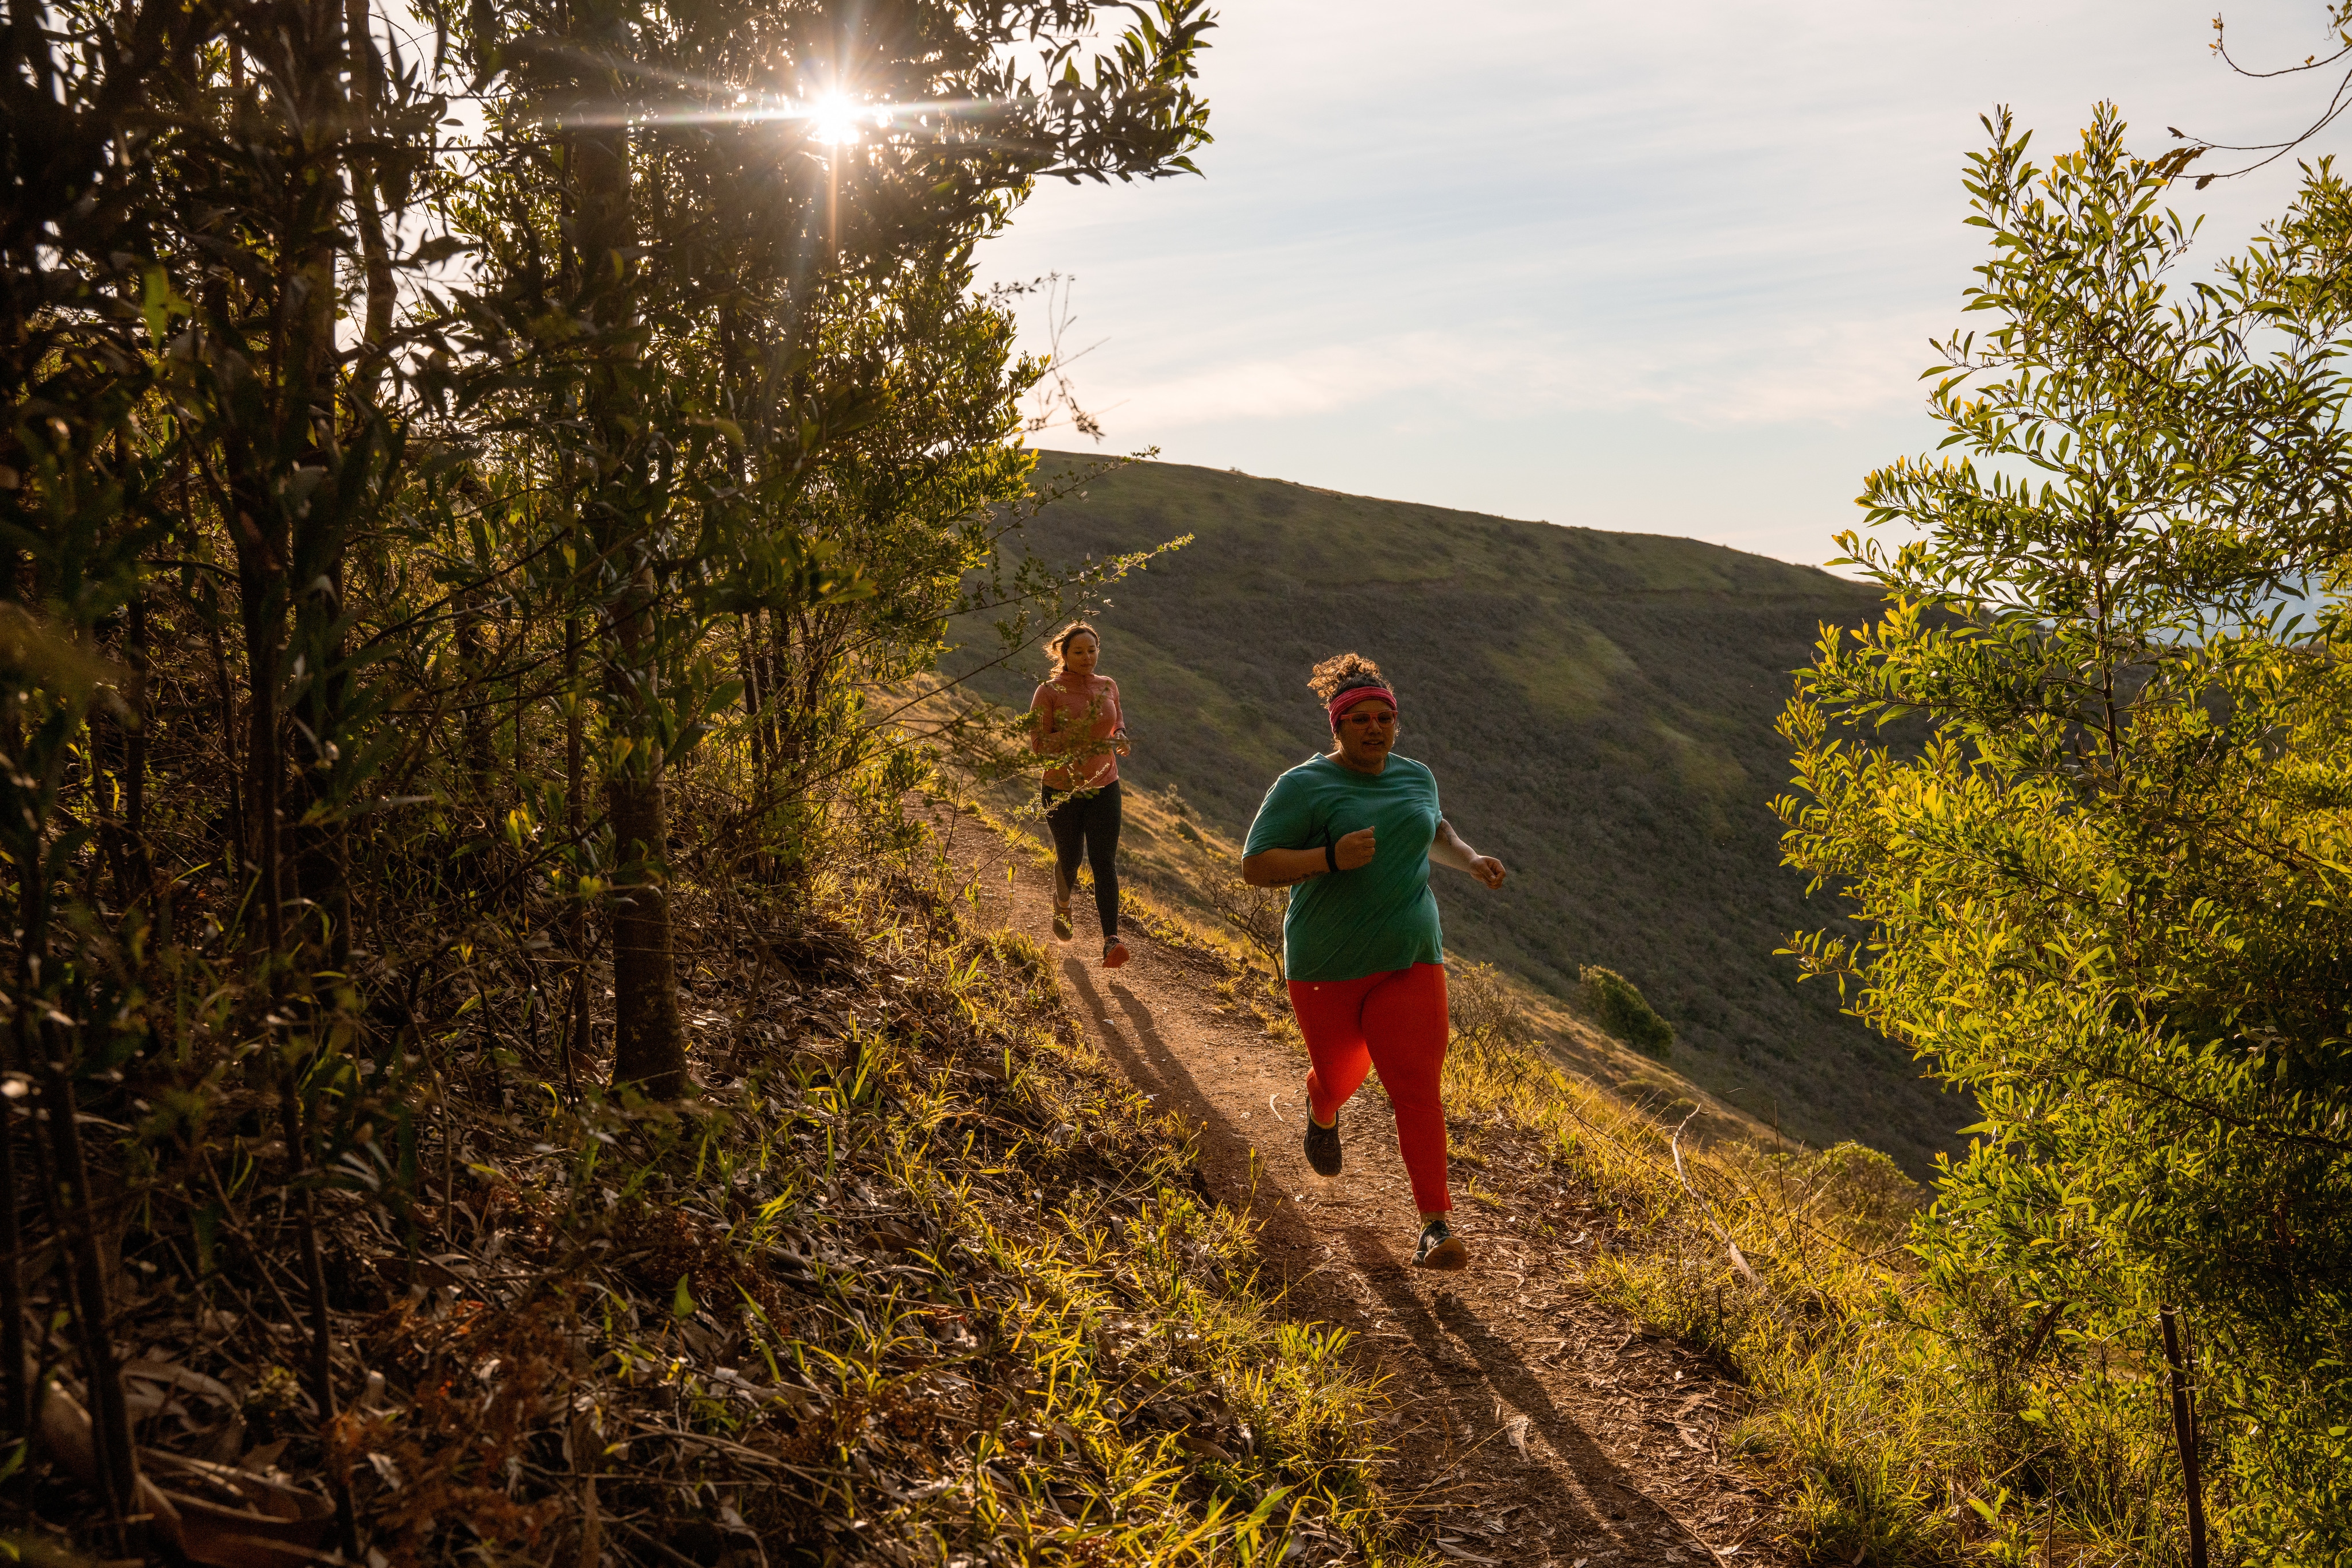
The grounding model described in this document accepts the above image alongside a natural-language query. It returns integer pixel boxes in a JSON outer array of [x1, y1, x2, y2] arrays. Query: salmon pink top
[[1030, 673, 1124, 791]]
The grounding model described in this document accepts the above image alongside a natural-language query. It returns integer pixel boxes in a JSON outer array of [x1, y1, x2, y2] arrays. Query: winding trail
[[935, 802, 1785, 1567]]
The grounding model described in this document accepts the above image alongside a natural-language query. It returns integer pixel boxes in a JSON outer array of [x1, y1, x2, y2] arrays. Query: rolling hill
[[947, 452, 1966, 1172]]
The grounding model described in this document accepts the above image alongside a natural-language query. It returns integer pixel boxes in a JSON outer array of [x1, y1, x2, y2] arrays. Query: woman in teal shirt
[[1242, 653, 1508, 1269]]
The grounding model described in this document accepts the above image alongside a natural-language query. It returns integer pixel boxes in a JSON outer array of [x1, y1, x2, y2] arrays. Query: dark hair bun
[[1306, 652, 1390, 703]]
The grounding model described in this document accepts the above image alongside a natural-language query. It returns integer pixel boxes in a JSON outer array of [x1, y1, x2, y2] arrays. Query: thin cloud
[[980, 0, 2342, 566], [1087, 307, 1952, 435]]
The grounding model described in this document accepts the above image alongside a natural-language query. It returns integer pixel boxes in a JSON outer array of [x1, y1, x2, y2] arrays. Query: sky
[[973, 1, 2352, 569]]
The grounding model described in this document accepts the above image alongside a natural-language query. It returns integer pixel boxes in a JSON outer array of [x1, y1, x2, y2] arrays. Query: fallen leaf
[[123, 1360, 239, 1416], [36, 1382, 338, 1568]]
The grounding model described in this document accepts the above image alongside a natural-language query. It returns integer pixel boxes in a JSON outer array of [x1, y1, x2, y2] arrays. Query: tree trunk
[[605, 757, 686, 1094], [2160, 1306, 2208, 1568], [605, 564, 684, 1094], [41, 1031, 136, 1542], [2, 763, 33, 1446], [344, 0, 394, 400], [283, 0, 355, 966], [570, 10, 687, 1095], [564, 607, 593, 1081]]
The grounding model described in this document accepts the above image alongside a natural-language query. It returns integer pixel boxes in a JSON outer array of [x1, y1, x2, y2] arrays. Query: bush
[[1581, 965, 1674, 1058], [1778, 107, 2352, 1551], [1182, 841, 1290, 979], [1448, 960, 1530, 1048], [1793, 1143, 1921, 1253]]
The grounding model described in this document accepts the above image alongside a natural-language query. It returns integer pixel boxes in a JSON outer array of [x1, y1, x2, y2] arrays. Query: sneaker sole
[[1053, 911, 1073, 941], [1415, 1237, 1469, 1271], [1102, 943, 1129, 969]]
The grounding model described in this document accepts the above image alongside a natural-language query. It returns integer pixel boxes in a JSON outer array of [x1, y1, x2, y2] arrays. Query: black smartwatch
[[1324, 842, 1339, 874]]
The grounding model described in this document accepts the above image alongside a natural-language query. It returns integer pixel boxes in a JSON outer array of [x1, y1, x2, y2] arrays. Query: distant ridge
[[952, 451, 1964, 1172]]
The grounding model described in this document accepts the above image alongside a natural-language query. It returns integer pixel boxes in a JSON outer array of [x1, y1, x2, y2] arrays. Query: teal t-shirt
[[1243, 754, 1444, 982]]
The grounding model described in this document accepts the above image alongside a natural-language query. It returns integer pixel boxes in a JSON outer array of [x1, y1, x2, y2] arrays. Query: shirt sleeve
[[1244, 768, 1319, 857]]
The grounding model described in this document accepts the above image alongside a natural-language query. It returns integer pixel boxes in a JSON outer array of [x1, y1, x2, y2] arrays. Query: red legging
[[1289, 963, 1452, 1214]]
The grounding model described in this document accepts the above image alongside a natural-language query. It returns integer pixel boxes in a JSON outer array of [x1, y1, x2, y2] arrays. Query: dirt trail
[[934, 803, 1783, 1567]]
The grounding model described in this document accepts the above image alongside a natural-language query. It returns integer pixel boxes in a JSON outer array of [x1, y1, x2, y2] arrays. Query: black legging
[[1044, 779, 1121, 940]]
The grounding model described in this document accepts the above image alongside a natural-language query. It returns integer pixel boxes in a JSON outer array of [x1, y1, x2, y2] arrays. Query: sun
[[808, 94, 860, 145]]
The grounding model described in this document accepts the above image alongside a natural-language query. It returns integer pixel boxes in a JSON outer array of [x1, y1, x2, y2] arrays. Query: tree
[[1781, 107, 2352, 1555], [434, 0, 1214, 1094], [0, 0, 1212, 1537]]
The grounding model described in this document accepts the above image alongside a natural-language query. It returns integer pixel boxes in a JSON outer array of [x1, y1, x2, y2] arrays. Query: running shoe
[[1413, 1218, 1468, 1271], [1051, 866, 1074, 941], [1102, 938, 1129, 969], [1303, 1113, 1342, 1177]]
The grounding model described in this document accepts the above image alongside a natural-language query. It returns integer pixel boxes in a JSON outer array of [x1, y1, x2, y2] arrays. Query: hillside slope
[[951, 453, 1963, 1172]]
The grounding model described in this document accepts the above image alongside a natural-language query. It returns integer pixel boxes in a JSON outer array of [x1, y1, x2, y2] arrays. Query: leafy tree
[[431, 0, 1213, 1093], [0, 0, 1211, 1540], [1781, 106, 2352, 1555]]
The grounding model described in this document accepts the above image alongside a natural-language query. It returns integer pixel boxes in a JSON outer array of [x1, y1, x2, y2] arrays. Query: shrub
[[1447, 960, 1529, 1048], [1184, 842, 1290, 979], [1780, 106, 2352, 1551], [1581, 965, 1674, 1058]]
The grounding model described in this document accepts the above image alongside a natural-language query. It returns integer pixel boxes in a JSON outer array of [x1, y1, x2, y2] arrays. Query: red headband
[[1327, 686, 1398, 725]]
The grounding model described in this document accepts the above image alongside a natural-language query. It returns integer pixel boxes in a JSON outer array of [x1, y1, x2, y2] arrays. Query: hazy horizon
[[981, 1, 2349, 570]]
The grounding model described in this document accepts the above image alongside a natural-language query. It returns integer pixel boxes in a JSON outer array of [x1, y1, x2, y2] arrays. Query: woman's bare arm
[[1241, 847, 1328, 888], [1243, 826, 1377, 886], [1430, 818, 1506, 889]]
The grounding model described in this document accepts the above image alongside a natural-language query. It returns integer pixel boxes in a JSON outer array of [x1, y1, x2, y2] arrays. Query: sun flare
[[807, 94, 860, 145]]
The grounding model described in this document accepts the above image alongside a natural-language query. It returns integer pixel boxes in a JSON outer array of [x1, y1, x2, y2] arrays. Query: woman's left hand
[[1469, 855, 1506, 890]]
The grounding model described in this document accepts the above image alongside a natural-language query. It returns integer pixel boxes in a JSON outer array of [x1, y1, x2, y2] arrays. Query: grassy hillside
[[950, 452, 1964, 1173]]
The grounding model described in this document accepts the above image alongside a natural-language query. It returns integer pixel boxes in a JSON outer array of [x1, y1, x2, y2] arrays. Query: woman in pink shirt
[[1029, 621, 1131, 968]]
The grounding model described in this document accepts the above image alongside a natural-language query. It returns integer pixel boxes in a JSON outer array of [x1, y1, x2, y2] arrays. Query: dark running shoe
[[1053, 903, 1073, 942], [1414, 1218, 1468, 1271], [1051, 866, 1074, 941], [1303, 1113, 1342, 1177], [1102, 939, 1129, 969]]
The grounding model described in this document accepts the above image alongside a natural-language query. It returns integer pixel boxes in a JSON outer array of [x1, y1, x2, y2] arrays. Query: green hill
[[951, 452, 1965, 1172]]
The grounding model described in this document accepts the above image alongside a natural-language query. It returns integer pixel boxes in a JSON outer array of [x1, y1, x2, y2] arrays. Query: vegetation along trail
[[930, 799, 1784, 1567]]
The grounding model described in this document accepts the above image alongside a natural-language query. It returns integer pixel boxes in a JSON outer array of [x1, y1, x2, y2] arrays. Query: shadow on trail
[[1341, 1226, 1707, 1557], [926, 800, 1732, 1562], [1060, 958, 1328, 1259], [1061, 953, 1710, 1559]]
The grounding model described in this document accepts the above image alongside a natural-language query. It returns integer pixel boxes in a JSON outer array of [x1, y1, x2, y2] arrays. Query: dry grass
[[28, 796, 1436, 1568]]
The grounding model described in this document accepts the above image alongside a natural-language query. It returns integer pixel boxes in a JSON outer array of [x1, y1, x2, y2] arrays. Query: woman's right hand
[[1334, 826, 1376, 870]]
